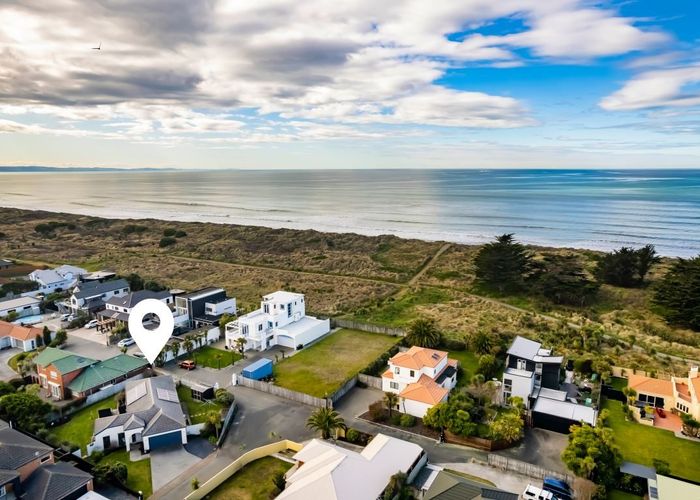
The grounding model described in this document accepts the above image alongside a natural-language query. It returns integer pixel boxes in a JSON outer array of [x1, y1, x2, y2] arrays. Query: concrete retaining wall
[[184, 440, 303, 500], [358, 373, 383, 389]]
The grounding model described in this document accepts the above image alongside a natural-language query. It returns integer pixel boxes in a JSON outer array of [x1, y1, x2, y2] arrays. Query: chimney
[[690, 366, 699, 379]]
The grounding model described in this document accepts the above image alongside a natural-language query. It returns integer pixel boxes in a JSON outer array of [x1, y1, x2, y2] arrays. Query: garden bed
[[358, 408, 440, 440]]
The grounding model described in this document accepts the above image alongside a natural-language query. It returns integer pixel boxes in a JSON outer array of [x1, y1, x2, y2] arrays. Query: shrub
[[272, 471, 286, 492], [191, 477, 199, 490], [163, 228, 177, 237], [441, 338, 466, 351], [399, 414, 416, 427], [175, 230, 187, 238], [215, 388, 234, 406], [93, 462, 127, 484], [369, 401, 386, 422], [390, 413, 401, 425], [123, 224, 147, 234], [159, 237, 176, 247], [345, 428, 360, 443]]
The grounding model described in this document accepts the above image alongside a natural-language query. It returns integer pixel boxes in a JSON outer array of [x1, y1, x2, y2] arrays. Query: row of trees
[[474, 234, 601, 306]]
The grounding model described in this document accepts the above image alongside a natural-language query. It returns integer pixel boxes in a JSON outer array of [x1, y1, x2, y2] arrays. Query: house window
[[264, 304, 269, 314], [410, 370, 415, 377], [242, 325, 249, 335], [394, 367, 400, 375], [40, 455, 51, 463], [390, 382, 399, 390], [50, 371, 57, 378], [258, 324, 263, 331], [677, 402, 689, 413], [517, 359, 527, 370]]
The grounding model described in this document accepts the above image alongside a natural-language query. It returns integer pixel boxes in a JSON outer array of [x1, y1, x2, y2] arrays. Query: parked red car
[[178, 360, 196, 370], [656, 407, 666, 418]]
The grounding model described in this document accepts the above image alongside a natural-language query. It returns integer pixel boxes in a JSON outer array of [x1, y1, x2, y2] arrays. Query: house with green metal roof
[[68, 354, 149, 398], [35, 347, 148, 401]]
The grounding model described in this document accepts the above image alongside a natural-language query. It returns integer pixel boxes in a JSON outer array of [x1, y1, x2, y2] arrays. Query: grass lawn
[[51, 395, 119, 455], [209, 456, 292, 500], [607, 490, 643, 500], [448, 350, 480, 386], [608, 376, 628, 391], [603, 399, 700, 481], [176, 384, 223, 424], [191, 345, 241, 369], [7, 352, 23, 373], [99, 449, 152, 499], [274, 328, 398, 397]]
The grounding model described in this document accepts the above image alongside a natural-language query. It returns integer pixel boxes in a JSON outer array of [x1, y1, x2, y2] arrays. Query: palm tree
[[183, 336, 195, 359], [405, 318, 442, 348], [171, 340, 181, 361], [162, 344, 173, 363], [384, 392, 399, 417], [234, 337, 247, 358], [207, 410, 222, 438], [306, 407, 345, 440]]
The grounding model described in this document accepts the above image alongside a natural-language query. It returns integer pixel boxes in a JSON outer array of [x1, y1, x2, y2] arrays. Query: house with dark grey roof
[[422, 470, 518, 500], [64, 279, 130, 315], [0, 419, 95, 500], [90, 375, 187, 454], [174, 287, 236, 329], [502, 336, 597, 433], [97, 289, 173, 324], [23, 462, 93, 500]]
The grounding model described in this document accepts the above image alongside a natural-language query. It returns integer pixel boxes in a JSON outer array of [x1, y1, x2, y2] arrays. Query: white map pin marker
[[128, 298, 175, 364]]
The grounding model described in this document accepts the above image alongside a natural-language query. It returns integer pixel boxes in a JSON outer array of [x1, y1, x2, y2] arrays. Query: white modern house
[[28, 265, 87, 294], [381, 346, 458, 418], [278, 434, 427, 500], [225, 291, 329, 352], [90, 376, 187, 454], [0, 296, 41, 319], [63, 279, 130, 315]]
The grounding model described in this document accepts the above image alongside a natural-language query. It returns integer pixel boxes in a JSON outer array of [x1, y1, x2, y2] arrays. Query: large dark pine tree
[[474, 234, 533, 293], [653, 256, 700, 331]]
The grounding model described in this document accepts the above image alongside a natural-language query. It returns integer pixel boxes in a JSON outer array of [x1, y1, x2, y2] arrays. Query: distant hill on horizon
[[0, 166, 177, 172]]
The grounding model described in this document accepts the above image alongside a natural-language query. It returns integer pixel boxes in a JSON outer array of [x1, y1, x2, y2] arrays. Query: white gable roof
[[279, 434, 423, 500]]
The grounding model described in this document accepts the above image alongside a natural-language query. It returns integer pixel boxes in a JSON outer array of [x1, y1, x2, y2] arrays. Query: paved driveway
[[493, 428, 569, 473], [0, 347, 20, 381], [150, 445, 201, 492]]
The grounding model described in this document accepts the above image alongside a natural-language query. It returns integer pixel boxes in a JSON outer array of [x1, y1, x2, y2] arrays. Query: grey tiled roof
[[105, 290, 171, 309], [0, 469, 19, 485], [93, 376, 186, 438], [0, 425, 53, 470], [24, 462, 92, 500], [73, 279, 128, 299]]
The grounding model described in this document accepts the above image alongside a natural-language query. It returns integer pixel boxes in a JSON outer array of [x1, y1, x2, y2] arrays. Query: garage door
[[532, 411, 576, 434], [147, 431, 182, 450]]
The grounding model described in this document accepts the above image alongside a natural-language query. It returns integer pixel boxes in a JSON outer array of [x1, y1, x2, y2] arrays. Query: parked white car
[[85, 319, 99, 329], [117, 337, 135, 348], [60, 313, 71, 321]]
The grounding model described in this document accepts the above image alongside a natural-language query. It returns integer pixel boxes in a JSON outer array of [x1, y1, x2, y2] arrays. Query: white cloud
[[0, 0, 671, 142], [600, 65, 700, 110]]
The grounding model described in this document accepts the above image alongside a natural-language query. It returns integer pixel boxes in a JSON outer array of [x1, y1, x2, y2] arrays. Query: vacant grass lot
[[274, 328, 398, 397], [99, 449, 152, 499], [51, 395, 119, 455], [192, 345, 240, 369], [209, 457, 292, 500], [603, 399, 700, 481]]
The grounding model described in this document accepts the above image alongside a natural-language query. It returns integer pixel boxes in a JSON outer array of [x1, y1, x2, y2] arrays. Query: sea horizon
[[2, 168, 700, 258]]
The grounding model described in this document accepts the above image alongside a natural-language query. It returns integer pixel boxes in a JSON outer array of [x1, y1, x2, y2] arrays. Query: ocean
[[2, 169, 700, 257]]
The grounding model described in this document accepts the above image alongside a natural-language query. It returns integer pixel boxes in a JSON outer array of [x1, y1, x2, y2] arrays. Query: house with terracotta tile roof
[[628, 366, 700, 420], [382, 346, 458, 418], [0, 320, 46, 352]]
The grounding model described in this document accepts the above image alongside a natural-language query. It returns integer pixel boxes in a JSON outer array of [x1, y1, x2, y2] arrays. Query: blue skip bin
[[242, 358, 273, 380]]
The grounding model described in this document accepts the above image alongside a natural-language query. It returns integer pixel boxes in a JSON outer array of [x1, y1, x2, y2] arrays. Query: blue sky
[[0, 0, 699, 169]]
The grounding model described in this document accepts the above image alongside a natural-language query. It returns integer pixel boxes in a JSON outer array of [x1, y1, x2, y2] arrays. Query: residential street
[[0, 347, 20, 380], [151, 385, 316, 499]]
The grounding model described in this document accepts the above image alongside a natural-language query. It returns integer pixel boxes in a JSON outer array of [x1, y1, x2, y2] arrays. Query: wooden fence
[[184, 440, 303, 500], [487, 454, 575, 484], [358, 373, 383, 389], [331, 318, 405, 337]]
